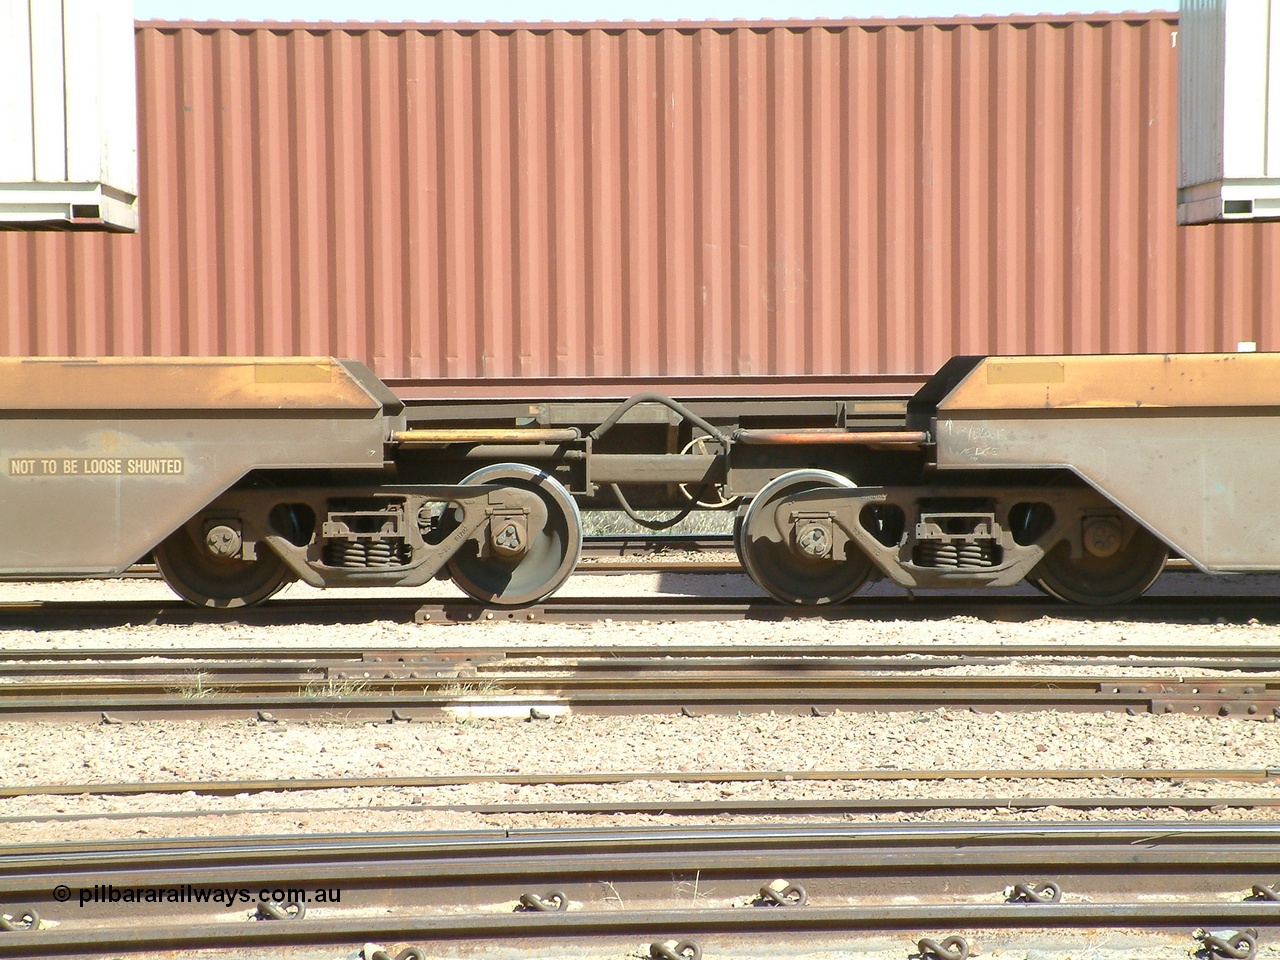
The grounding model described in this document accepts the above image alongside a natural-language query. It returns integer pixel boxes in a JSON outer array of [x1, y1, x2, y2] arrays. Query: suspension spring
[[913, 540, 1002, 569], [365, 539, 407, 567], [325, 539, 409, 568], [325, 540, 368, 567]]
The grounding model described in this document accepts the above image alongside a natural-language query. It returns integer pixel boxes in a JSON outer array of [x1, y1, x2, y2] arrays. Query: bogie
[[732, 477, 1170, 605], [153, 473, 580, 608]]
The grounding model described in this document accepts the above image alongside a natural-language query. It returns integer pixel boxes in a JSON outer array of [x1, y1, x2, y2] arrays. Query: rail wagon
[[1, 352, 1271, 608]]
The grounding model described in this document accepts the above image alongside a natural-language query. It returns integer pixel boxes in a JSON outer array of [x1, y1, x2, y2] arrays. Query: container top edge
[[135, 10, 1180, 33]]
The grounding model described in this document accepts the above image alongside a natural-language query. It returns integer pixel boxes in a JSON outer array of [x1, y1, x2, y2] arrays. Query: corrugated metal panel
[[1178, 0, 1226, 189], [2, 13, 1278, 387], [1178, 0, 1280, 222], [0, 0, 137, 230]]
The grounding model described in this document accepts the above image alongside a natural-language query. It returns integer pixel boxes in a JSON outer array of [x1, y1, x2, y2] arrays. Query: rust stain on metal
[[392, 428, 580, 444], [735, 429, 929, 445], [2, 14, 1277, 387]]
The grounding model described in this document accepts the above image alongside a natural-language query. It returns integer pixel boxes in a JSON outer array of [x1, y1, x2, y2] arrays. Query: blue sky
[[134, 1, 1174, 23]]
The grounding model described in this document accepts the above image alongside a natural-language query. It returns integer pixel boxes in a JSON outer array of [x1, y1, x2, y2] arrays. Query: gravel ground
[[0, 575, 1276, 844], [3, 574, 1279, 959], [3, 570, 1280, 654], [1, 700, 1277, 842]]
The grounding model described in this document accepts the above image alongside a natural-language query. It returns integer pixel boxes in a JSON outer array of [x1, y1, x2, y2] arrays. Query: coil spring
[[914, 540, 1001, 569], [324, 539, 409, 568], [365, 540, 405, 567], [325, 540, 366, 567]]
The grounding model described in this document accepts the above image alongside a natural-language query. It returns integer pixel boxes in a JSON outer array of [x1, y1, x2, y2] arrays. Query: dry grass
[[435, 678, 511, 698], [298, 677, 371, 698], [581, 510, 734, 537], [170, 672, 221, 699]]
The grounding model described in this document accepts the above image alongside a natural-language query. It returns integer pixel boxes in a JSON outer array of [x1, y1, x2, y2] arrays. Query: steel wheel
[[154, 517, 294, 608], [1027, 521, 1167, 605], [446, 463, 583, 606], [737, 469, 873, 605]]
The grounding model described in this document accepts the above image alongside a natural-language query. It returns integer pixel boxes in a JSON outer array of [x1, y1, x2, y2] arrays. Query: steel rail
[[4, 654, 1280, 683], [3, 641, 1280, 666], [10, 670, 1279, 695], [5, 593, 1280, 627], [576, 557, 1223, 573], [0, 652, 1242, 681], [0, 825, 1277, 958], [36, 535, 740, 584], [4, 903, 1277, 960], [6, 821, 1280, 891], [3, 793, 1277, 826], [7, 847, 1278, 893], [580, 534, 735, 557], [2, 767, 1274, 800], [23, 550, 1217, 579], [10, 645, 1280, 682], [416, 593, 1280, 624], [1, 671, 1276, 721], [581, 558, 743, 571]]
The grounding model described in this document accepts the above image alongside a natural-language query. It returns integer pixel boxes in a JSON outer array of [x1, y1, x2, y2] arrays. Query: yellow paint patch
[[985, 361, 1065, 385], [254, 363, 333, 384], [848, 399, 911, 414], [942, 353, 1280, 411]]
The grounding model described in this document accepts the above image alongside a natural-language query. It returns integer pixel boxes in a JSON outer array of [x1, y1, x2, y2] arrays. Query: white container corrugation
[[0, 0, 137, 231], [1179, 0, 1280, 223]]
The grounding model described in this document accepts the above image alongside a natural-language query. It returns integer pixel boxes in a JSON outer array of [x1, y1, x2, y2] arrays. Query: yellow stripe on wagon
[[944, 353, 1280, 412]]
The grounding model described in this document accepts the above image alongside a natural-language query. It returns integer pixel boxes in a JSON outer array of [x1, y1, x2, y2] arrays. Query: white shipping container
[[1178, 0, 1280, 223], [0, 0, 137, 231]]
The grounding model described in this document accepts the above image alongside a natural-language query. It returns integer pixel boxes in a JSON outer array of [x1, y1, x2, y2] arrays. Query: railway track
[[2, 766, 1278, 836], [583, 534, 734, 554], [7, 641, 1280, 678], [7, 793, 1279, 827], [23, 549, 1228, 584], [101, 534, 740, 580], [0, 823, 1276, 959], [3, 765, 1277, 799], [1, 646, 1278, 721], [4, 641, 1280, 668], [5, 591, 1280, 627]]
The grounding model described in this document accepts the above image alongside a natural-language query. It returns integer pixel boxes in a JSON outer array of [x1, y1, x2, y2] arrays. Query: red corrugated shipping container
[[2, 13, 1277, 395]]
